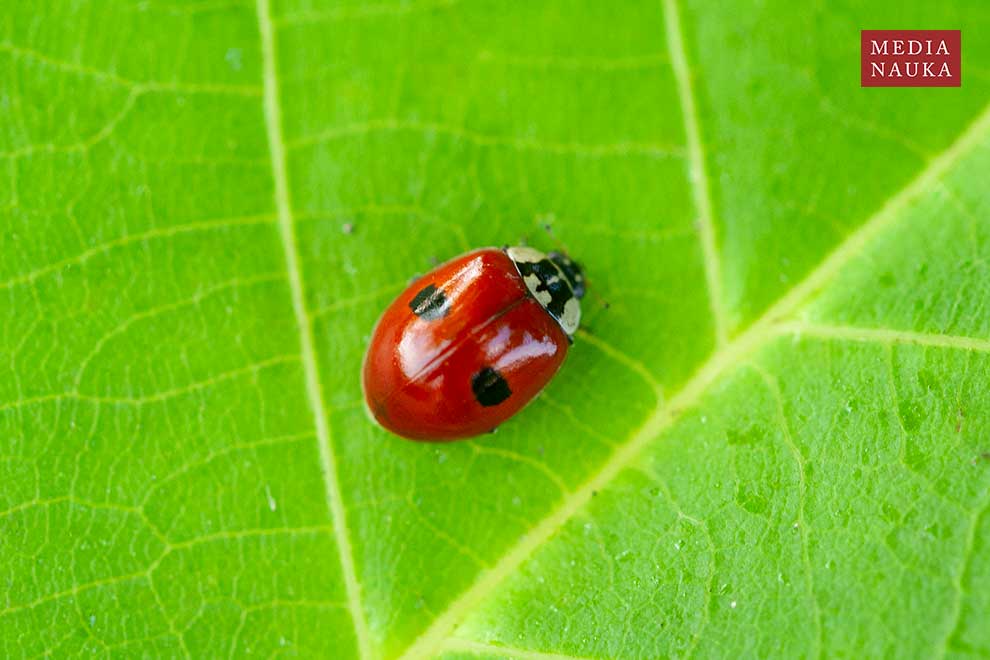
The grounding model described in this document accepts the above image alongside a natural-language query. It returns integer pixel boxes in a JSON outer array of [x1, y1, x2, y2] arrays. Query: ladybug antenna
[[541, 220, 584, 268], [541, 221, 567, 251], [578, 279, 611, 312]]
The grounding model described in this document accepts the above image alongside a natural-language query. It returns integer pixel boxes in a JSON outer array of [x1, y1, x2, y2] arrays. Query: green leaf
[[2, 1, 989, 658]]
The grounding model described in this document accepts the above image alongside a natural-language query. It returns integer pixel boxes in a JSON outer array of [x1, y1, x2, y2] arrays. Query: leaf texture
[[2, 0, 989, 657]]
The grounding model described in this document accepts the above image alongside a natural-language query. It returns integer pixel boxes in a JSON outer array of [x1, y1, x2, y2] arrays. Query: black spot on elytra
[[409, 284, 448, 321], [472, 367, 511, 407]]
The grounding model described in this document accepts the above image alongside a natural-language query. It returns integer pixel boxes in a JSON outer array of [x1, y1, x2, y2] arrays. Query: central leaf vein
[[255, 0, 372, 656]]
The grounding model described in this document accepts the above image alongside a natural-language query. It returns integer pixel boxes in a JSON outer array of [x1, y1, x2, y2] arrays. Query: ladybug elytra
[[362, 246, 585, 441]]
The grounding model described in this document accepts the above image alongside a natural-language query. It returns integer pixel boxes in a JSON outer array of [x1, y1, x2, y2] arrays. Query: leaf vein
[[0, 355, 299, 412], [442, 637, 598, 659], [254, 0, 374, 656], [935, 484, 990, 657], [0, 42, 262, 96], [277, 0, 462, 27], [751, 364, 823, 659], [662, 0, 728, 345], [288, 118, 685, 159], [0, 214, 277, 292], [777, 321, 990, 354]]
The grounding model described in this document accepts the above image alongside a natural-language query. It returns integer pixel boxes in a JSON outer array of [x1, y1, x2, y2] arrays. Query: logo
[[861, 30, 960, 87]]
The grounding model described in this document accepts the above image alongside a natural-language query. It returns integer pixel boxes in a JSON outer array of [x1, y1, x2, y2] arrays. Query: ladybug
[[362, 246, 585, 441]]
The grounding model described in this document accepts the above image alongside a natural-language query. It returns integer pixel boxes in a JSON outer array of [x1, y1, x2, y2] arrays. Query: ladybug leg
[[487, 427, 498, 434]]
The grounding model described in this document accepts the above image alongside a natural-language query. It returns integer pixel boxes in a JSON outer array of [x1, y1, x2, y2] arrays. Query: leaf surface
[[2, 1, 989, 657]]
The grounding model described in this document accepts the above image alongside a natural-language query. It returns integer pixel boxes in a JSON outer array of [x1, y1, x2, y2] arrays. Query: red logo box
[[861, 30, 960, 87]]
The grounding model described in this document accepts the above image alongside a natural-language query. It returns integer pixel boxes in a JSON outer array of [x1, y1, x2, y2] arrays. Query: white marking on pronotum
[[560, 297, 581, 336], [524, 274, 553, 306], [506, 245, 582, 336], [506, 245, 546, 264]]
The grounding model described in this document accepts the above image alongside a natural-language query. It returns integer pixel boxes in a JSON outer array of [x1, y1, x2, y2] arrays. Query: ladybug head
[[548, 252, 585, 299]]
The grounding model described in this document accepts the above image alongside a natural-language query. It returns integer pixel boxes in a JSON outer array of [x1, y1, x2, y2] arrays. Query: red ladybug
[[362, 246, 585, 441]]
